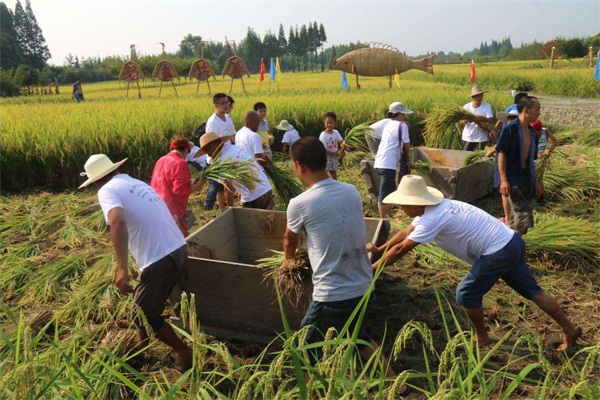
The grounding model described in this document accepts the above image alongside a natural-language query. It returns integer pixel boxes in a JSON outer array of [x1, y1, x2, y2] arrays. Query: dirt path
[[536, 95, 600, 130]]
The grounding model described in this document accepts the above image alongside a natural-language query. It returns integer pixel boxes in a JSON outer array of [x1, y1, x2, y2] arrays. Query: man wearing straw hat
[[79, 154, 194, 371], [460, 85, 493, 151], [368, 175, 581, 350]]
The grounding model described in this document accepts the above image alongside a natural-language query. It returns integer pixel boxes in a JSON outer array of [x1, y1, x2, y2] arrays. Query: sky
[[4, 0, 599, 65]]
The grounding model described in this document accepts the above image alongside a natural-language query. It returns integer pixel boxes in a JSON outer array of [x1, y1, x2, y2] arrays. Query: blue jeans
[[301, 295, 373, 365], [456, 233, 542, 308], [204, 179, 224, 208], [377, 168, 397, 204]]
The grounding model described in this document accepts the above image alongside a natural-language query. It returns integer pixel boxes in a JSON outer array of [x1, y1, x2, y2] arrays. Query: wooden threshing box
[[174, 208, 390, 343], [360, 147, 494, 203]]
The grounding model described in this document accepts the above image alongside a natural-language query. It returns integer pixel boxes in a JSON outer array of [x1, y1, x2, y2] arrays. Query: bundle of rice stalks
[[266, 163, 304, 206], [423, 106, 495, 150], [536, 148, 600, 202], [258, 249, 311, 307], [463, 149, 494, 166], [201, 158, 259, 191], [412, 160, 433, 175], [525, 213, 599, 269], [342, 123, 373, 153], [576, 129, 600, 146]]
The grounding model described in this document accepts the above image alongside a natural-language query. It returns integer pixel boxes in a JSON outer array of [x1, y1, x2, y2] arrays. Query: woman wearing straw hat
[[373, 101, 413, 219], [368, 175, 582, 350], [79, 154, 195, 371], [460, 85, 493, 151]]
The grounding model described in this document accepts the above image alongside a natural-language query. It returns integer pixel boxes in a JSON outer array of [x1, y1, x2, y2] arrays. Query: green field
[[1, 60, 599, 399]]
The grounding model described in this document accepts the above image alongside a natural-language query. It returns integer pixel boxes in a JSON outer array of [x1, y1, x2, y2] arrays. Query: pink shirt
[[151, 152, 192, 233]]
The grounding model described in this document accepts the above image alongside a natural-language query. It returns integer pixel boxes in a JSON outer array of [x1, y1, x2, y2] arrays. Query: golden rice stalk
[[258, 249, 311, 307], [412, 160, 433, 175], [463, 149, 493, 166], [267, 163, 304, 206], [341, 123, 372, 153], [201, 158, 259, 191], [423, 106, 494, 150]]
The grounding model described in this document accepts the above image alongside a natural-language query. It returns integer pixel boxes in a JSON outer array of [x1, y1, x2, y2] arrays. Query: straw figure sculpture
[[118, 44, 143, 98], [332, 42, 436, 89], [152, 43, 178, 97], [189, 41, 217, 94], [221, 40, 250, 94]]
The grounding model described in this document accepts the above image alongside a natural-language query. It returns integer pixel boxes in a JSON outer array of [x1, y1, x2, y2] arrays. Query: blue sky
[[5, 0, 599, 64]]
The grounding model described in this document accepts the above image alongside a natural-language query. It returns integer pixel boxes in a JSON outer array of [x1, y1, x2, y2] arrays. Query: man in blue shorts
[[283, 137, 409, 396], [368, 175, 581, 350]]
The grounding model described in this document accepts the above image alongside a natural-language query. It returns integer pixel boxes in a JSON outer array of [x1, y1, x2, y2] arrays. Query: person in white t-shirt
[[235, 110, 267, 170], [366, 116, 390, 156], [319, 111, 344, 180], [373, 101, 413, 219], [79, 154, 194, 371], [368, 175, 582, 351], [460, 85, 494, 151], [204, 93, 236, 210], [277, 120, 301, 155], [283, 137, 408, 396], [200, 131, 274, 209]]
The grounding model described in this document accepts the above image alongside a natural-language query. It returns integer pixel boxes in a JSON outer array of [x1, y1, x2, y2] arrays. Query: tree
[[559, 38, 587, 58], [177, 34, 203, 58], [0, 2, 22, 69], [277, 24, 287, 57], [13, 0, 50, 68], [14, 64, 39, 87], [239, 27, 262, 72], [262, 30, 279, 59]]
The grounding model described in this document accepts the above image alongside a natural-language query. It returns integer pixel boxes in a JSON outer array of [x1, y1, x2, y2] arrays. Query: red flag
[[259, 58, 265, 82], [470, 59, 476, 82]]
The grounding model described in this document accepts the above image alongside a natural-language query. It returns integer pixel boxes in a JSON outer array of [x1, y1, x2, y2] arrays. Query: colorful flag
[[394, 73, 401, 88], [595, 51, 600, 82], [269, 58, 276, 82], [341, 71, 348, 90], [259, 58, 265, 82], [470, 60, 476, 82], [275, 57, 282, 81]]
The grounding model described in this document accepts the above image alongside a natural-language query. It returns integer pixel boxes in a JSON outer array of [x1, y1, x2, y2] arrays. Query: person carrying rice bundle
[[460, 85, 493, 151]]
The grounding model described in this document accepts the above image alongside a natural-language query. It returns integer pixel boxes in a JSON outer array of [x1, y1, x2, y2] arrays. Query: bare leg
[[464, 307, 491, 346], [378, 204, 393, 219], [154, 323, 193, 370], [329, 170, 338, 180], [531, 292, 581, 350], [501, 194, 511, 223], [216, 191, 226, 211]]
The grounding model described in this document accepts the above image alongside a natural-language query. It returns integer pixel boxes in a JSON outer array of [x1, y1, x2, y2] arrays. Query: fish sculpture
[[333, 43, 436, 89]]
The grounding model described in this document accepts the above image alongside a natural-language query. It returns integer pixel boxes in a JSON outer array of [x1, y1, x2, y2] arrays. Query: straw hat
[[388, 102, 413, 115], [276, 120, 294, 131], [383, 175, 444, 206], [79, 154, 127, 189], [497, 109, 519, 123], [470, 85, 487, 97]]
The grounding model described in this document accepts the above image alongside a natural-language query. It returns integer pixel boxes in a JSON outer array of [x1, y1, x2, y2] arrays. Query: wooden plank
[[187, 208, 238, 262]]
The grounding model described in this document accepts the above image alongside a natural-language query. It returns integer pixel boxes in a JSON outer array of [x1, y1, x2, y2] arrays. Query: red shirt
[[151, 152, 192, 233]]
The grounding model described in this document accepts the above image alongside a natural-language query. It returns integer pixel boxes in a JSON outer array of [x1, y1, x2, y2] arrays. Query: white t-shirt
[[97, 174, 186, 271], [374, 120, 410, 170], [408, 199, 515, 265], [287, 179, 373, 302], [281, 129, 301, 146], [217, 144, 271, 202], [235, 127, 264, 157], [369, 118, 390, 139], [186, 145, 207, 168], [462, 102, 493, 143], [319, 130, 343, 153], [206, 113, 235, 163]]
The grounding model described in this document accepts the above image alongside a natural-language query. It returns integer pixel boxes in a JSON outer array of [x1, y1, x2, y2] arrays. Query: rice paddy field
[[1, 60, 599, 399]]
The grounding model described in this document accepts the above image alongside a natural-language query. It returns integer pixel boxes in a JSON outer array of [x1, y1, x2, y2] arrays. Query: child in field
[[319, 112, 344, 180], [277, 120, 301, 155], [254, 102, 274, 159]]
